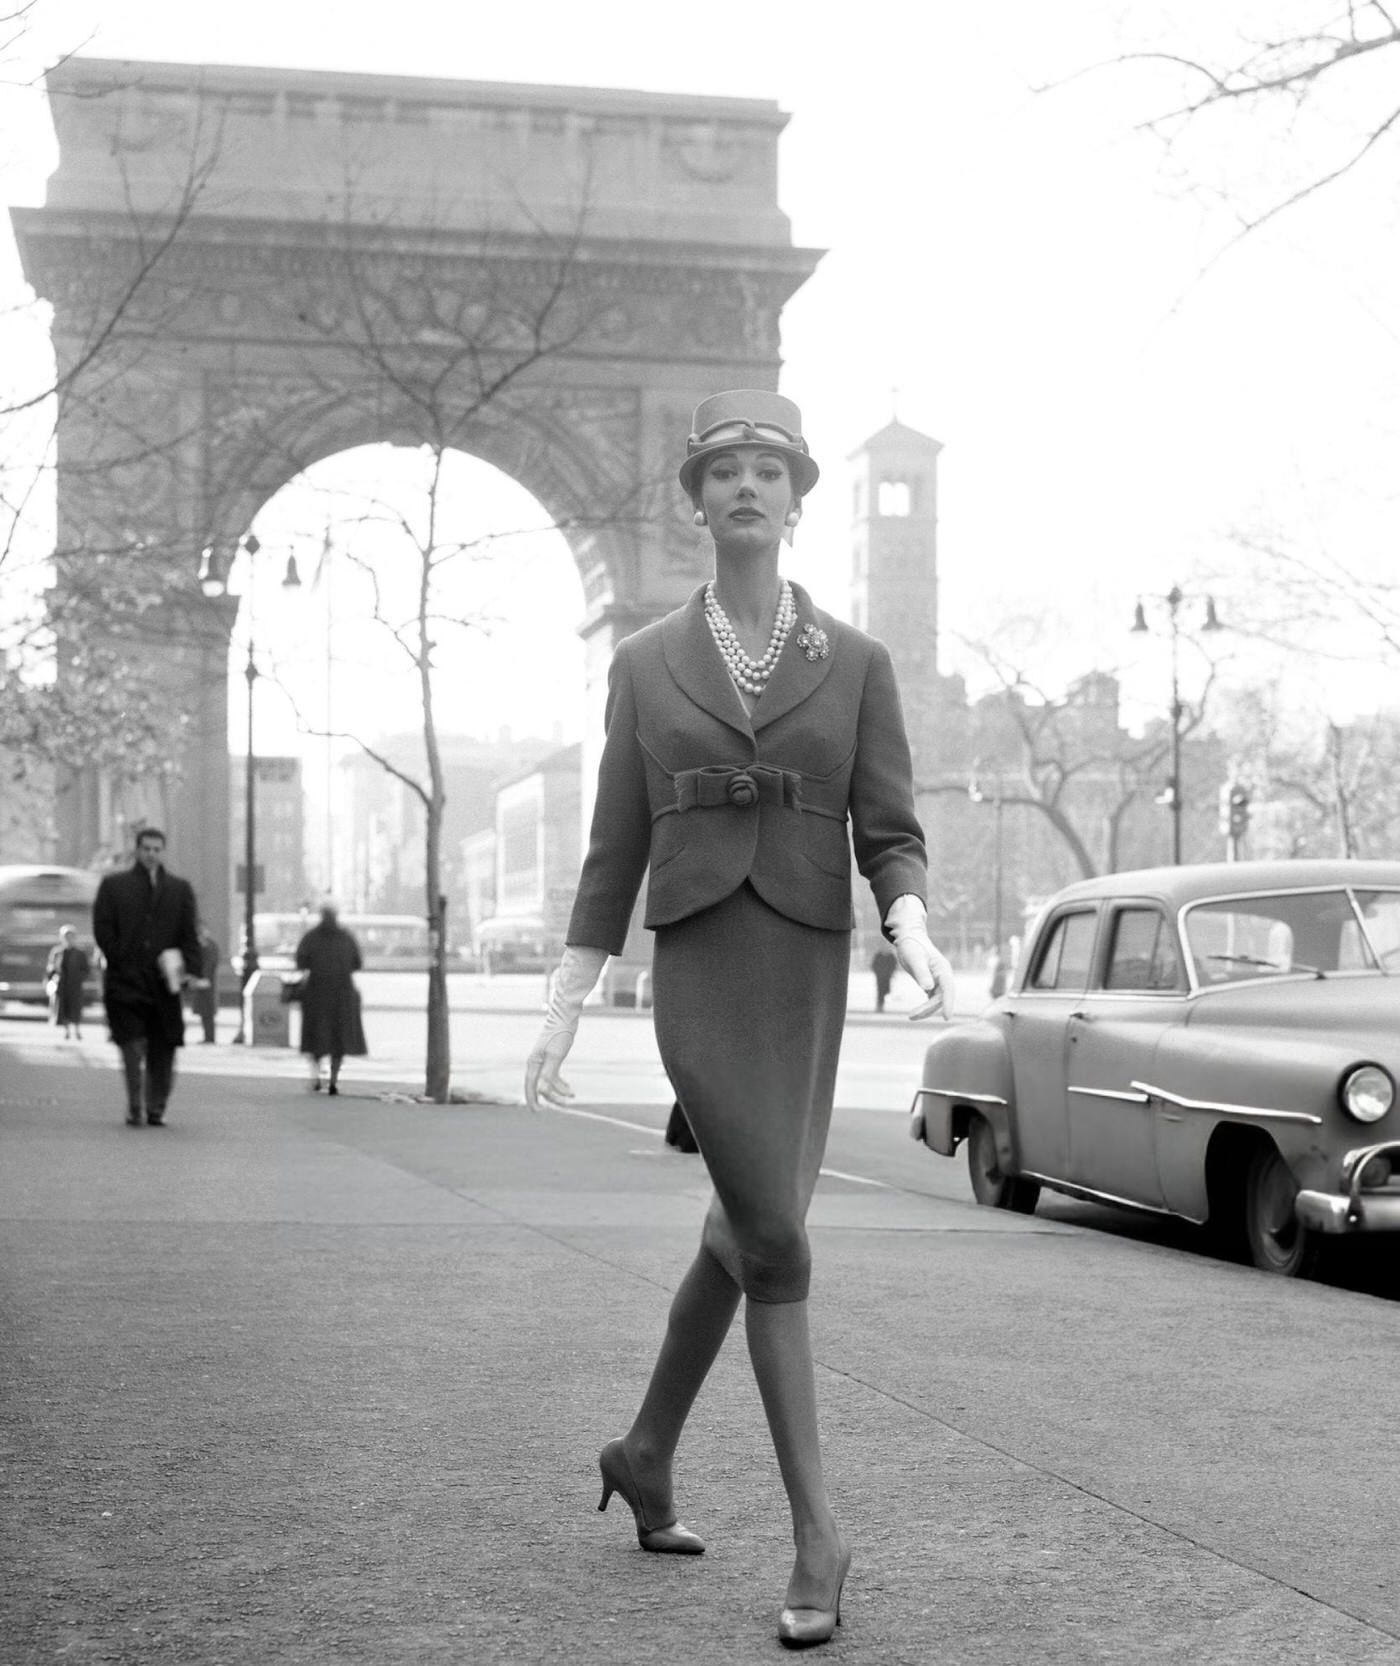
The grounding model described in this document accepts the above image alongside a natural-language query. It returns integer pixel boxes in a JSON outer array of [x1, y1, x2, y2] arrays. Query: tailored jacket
[[93, 863, 201, 1043], [567, 581, 928, 955]]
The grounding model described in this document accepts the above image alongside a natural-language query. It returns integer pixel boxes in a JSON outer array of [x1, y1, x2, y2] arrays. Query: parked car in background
[[909, 861, 1400, 1277], [474, 914, 553, 974]]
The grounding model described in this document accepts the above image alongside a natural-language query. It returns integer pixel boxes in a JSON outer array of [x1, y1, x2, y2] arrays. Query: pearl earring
[[785, 510, 800, 527], [692, 510, 707, 528]]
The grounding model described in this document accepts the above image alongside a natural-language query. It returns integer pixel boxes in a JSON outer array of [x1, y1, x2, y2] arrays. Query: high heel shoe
[[777, 1544, 851, 1648], [597, 1438, 705, 1555]]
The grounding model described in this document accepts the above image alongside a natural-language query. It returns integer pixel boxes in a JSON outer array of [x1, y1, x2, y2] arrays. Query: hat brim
[[679, 441, 820, 500]]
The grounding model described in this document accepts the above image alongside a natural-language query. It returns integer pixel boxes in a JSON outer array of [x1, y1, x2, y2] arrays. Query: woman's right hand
[[525, 1028, 577, 1111], [523, 945, 608, 1112]]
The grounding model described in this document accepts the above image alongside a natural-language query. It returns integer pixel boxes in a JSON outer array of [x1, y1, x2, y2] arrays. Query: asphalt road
[[4, 1002, 1400, 1664]]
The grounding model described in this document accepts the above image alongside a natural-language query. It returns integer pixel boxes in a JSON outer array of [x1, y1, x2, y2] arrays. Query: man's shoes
[[125, 1109, 141, 1126], [146, 1108, 166, 1126]]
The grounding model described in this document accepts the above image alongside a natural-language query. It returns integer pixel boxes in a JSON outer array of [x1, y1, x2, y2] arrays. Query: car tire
[[1243, 1144, 1322, 1278], [966, 1113, 1040, 1214]]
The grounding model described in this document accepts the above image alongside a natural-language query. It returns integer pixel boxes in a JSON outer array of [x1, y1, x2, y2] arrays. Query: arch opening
[[225, 441, 583, 930]]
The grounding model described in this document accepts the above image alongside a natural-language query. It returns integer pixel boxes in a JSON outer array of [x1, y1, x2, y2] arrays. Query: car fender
[[910, 1017, 1016, 1158], [1147, 1025, 1352, 1218]]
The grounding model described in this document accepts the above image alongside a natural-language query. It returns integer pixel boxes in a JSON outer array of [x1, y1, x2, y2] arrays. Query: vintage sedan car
[[910, 860, 1400, 1276]]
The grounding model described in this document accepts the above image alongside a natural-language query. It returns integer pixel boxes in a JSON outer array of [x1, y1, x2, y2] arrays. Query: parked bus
[[0, 865, 102, 1006]]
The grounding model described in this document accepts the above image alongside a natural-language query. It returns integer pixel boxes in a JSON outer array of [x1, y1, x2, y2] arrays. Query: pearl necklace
[[704, 579, 796, 697]]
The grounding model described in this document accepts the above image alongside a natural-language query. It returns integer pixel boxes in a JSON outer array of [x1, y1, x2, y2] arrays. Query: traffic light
[[1219, 783, 1250, 840]]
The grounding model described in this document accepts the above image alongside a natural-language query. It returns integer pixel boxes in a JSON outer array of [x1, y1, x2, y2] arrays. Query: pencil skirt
[[651, 882, 851, 1304]]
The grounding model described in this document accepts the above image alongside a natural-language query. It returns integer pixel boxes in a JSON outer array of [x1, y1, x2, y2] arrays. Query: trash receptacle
[[243, 968, 291, 1047]]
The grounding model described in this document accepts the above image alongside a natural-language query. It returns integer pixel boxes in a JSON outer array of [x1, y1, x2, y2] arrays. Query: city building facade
[[229, 755, 306, 942]]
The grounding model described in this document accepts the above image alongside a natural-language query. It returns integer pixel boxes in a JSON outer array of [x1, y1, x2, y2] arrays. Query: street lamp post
[[237, 619, 258, 1039], [1131, 586, 1221, 865], [968, 774, 1005, 950], [200, 533, 301, 1041]]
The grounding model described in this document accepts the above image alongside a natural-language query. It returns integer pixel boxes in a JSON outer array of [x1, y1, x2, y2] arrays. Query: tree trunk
[[1327, 723, 1357, 860], [420, 459, 451, 1104], [422, 768, 450, 1100], [426, 882, 450, 1103]]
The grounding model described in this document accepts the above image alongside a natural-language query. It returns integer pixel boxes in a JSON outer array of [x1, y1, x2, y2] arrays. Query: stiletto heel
[[778, 1544, 851, 1648], [597, 1438, 705, 1555]]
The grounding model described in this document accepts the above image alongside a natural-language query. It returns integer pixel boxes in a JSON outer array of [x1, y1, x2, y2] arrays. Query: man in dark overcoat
[[870, 943, 899, 1011], [93, 827, 204, 1126]]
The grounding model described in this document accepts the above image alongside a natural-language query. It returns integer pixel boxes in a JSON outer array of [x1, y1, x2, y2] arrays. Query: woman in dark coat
[[47, 926, 90, 1039], [525, 391, 955, 1648], [295, 901, 367, 1095]]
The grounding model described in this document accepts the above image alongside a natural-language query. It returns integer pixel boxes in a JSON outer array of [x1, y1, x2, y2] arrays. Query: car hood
[[1187, 975, 1400, 1036]]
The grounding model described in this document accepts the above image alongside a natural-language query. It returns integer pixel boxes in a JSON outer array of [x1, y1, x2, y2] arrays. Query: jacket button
[[727, 772, 758, 807]]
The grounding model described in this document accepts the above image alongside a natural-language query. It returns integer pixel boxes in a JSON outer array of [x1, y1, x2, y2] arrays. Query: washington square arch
[[13, 57, 820, 943]]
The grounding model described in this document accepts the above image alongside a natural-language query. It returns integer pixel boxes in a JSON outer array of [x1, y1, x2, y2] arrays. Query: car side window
[[1104, 907, 1183, 992], [1029, 909, 1097, 992]]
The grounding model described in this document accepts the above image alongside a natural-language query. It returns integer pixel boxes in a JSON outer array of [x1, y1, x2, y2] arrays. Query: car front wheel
[[1243, 1144, 1322, 1277], [966, 1113, 1040, 1214]]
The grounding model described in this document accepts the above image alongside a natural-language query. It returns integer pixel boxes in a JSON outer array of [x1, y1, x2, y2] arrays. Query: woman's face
[[699, 448, 796, 546]]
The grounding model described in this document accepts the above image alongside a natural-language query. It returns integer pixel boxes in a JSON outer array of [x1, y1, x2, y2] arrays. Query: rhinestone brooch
[[796, 624, 830, 662]]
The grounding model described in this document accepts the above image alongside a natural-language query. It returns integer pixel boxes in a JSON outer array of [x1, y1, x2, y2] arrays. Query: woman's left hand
[[892, 930, 956, 1021], [884, 894, 956, 1020]]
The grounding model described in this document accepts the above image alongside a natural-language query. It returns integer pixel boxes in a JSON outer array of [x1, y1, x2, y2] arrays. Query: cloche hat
[[678, 389, 820, 500]]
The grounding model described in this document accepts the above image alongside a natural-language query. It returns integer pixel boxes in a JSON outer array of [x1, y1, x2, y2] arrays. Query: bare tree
[[1220, 528, 1400, 666], [929, 636, 1223, 884], [1215, 682, 1400, 858], [1060, 3, 1400, 257]]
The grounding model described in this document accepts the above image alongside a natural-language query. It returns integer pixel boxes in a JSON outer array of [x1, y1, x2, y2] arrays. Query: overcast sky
[[6, 0, 1398, 752]]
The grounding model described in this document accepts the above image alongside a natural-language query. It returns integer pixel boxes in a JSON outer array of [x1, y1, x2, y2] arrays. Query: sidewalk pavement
[[3, 1039, 1400, 1666]]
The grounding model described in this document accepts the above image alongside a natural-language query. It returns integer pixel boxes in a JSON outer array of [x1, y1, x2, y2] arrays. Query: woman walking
[[47, 925, 90, 1040], [295, 900, 367, 1095], [525, 391, 953, 1648]]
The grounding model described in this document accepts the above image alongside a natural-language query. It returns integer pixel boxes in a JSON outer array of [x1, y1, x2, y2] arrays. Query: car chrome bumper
[[1295, 1190, 1400, 1233], [1296, 1140, 1400, 1232]]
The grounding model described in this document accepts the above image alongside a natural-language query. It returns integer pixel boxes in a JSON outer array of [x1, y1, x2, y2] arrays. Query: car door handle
[[1069, 1010, 1093, 1023]]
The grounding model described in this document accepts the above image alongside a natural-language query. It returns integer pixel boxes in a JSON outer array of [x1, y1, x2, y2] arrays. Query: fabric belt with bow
[[657, 763, 846, 822]]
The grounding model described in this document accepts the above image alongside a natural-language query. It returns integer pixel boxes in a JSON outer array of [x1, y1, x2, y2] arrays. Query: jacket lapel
[[661, 585, 754, 741], [752, 581, 836, 731]]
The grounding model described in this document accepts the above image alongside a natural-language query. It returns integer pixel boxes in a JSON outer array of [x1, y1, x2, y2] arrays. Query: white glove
[[525, 945, 608, 1110], [884, 894, 956, 1021]]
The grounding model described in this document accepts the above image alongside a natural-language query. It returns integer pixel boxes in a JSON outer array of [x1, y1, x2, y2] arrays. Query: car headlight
[[1340, 1064, 1395, 1124]]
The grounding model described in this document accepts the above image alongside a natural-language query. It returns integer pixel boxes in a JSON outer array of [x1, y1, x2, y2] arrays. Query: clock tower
[[849, 419, 948, 782]]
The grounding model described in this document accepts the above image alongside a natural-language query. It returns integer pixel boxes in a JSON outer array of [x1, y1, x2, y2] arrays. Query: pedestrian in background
[[189, 925, 221, 1043], [46, 924, 90, 1040], [295, 899, 367, 1096], [526, 391, 954, 1648], [92, 827, 205, 1126], [870, 943, 897, 1012]]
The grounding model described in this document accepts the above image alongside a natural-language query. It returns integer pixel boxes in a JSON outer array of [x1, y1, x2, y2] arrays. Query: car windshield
[[1184, 887, 1400, 984]]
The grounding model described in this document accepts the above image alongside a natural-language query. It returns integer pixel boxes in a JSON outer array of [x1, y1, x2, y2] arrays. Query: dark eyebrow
[[709, 449, 789, 466]]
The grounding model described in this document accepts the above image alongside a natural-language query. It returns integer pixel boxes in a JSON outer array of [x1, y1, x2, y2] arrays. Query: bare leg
[[328, 1054, 342, 1094], [746, 1297, 844, 1608], [621, 1247, 741, 1515]]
